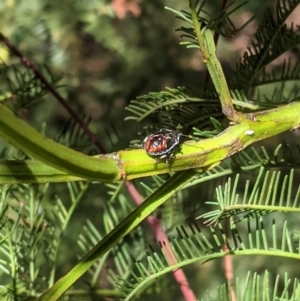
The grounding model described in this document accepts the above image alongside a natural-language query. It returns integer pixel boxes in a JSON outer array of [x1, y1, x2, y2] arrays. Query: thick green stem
[[0, 102, 300, 184], [0, 104, 120, 182], [189, 0, 244, 122]]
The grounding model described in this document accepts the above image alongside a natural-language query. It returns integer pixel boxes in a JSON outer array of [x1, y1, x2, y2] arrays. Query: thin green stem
[[35, 170, 197, 301], [189, 0, 243, 122]]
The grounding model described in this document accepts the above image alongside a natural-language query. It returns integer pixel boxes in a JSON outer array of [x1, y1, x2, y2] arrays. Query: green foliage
[[199, 149, 300, 224], [125, 86, 223, 130], [0, 62, 62, 111], [229, 0, 300, 93], [1, 0, 300, 300], [113, 219, 300, 300]]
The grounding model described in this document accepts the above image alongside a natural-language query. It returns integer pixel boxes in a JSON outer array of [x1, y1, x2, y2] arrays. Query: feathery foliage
[[114, 219, 300, 300], [1, 0, 300, 300]]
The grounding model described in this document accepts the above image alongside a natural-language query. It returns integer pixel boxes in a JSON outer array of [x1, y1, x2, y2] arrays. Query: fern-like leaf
[[229, 0, 300, 94], [125, 86, 221, 130], [199, 167, 300, 225], [114, 218, 300, 300], [203, 270, 300, 301], [0, 62, 62, 111]]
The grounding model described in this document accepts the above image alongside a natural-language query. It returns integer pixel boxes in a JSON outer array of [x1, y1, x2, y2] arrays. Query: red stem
[[126, 181, 197, 301], [0, 33, 106, 153], [223, 219, 237, 301]]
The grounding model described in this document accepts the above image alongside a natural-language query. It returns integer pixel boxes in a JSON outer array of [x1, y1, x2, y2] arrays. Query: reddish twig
[[126, 181, 197, 301], [0, 33, 106, 153], [223, 218, 237, 301]]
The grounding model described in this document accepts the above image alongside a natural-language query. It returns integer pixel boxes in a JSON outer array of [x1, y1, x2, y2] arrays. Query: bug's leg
[[165, 151, 176, 166], [154, 154, 166, 167], [134, 142, 143, 148]]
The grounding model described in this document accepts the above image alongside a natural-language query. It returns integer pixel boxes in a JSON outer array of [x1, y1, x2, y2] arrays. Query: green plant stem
[[0, 104, 120, 182], [126, 180, 197, 301], [0, 102, 300, 183], [113, 250, 300, 301], [35, 169, 197, 301], [121, 101, 300, 178], [189, 0, 243, 122], [0, 160, 84, 183]]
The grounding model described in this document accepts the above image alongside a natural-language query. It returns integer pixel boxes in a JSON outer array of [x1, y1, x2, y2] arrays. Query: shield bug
[[142, 128, 192, 165]]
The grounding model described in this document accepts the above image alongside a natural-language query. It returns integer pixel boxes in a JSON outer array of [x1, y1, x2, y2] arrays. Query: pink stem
[[126, 181, 197, 301], [0, 33, 106, 153]]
